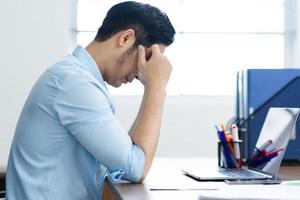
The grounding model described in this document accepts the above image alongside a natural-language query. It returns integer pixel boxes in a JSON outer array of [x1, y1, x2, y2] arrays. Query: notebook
[[182, 107, 300, 182]]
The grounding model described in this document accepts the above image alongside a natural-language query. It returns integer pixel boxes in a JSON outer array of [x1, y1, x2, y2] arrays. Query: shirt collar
[[72, 45, 106, 88]]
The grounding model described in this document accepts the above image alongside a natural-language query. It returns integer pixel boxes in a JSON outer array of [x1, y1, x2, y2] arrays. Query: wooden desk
[[106, 157, 300, 200]]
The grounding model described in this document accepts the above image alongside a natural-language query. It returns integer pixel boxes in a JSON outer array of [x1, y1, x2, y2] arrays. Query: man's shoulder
[[42, 54, 100, 88], [47, 55, 86, 78]]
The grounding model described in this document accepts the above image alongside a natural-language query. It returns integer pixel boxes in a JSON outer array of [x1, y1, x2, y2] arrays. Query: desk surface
[[107, 157, 300, 200]]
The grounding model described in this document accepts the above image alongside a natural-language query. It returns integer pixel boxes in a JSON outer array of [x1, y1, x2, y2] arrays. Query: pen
[[218, 131, 234, 168], [221, 124, 235, 155], [265, 148, 284, 158], [231, 124, 241, 168], [252, 139, 273, 157], [252, 149, 268, 161], [214, 125, 220, 132], [249, 151, 279, 168], [249, 157, 270, 168], [226, 135, 234, 142], [230, 153, 238, 168], [215, 125, 228, 167]]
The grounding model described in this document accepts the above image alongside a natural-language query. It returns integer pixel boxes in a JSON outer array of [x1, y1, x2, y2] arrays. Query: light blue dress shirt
[[6, 45, 145, 200]]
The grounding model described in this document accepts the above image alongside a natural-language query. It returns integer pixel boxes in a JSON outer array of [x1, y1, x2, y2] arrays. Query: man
[[6, 1, 175, 199]]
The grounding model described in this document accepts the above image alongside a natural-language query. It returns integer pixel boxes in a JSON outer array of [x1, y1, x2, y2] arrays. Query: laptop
[[182, 107, 300, 182]]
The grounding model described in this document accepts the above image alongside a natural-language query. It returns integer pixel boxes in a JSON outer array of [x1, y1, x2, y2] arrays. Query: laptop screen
[[248, 107, 300, 176]]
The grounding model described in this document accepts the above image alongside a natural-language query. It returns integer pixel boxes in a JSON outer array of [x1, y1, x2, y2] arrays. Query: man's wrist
[[144, 86, 167, 96]]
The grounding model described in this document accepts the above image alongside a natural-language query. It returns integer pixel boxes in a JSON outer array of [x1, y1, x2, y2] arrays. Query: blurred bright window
[[77, 0, 284, 95]]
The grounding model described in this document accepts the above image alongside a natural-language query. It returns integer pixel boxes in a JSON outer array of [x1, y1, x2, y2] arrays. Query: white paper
[[199, 181, 300, 200]]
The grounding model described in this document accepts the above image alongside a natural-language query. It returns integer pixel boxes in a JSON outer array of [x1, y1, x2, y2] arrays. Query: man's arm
[[130, 44, 172, 181], [127, 93, 145, 137]]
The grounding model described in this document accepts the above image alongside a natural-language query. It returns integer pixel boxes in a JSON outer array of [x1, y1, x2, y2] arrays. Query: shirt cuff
[[107, 144, 145, 183], [107, 169, 126, 183]]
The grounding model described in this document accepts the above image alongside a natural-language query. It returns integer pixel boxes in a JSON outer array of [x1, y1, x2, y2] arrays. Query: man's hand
[[137, 44, 172, 90]]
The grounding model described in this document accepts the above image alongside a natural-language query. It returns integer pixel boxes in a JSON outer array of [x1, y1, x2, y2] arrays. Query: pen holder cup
[[218, 140, 243, 168]]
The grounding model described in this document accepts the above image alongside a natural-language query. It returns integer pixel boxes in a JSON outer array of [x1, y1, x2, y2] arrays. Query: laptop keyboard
[[218, 168, 267, 179]]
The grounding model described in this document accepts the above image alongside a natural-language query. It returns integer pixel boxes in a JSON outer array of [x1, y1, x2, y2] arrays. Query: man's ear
[[118, 29, 135, 47]]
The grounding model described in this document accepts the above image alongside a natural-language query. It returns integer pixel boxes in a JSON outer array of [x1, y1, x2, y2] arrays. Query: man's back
[[6, 46, 145, 199], [6, 53, 104, 199]]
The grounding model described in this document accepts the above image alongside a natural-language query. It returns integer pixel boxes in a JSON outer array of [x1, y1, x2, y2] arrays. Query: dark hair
[[95, 1, 175, 47]]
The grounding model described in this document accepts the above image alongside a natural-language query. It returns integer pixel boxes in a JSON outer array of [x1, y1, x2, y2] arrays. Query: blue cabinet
[[237, 69, 300, 161]]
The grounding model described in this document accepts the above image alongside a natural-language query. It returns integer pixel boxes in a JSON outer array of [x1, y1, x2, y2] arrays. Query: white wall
[[0, 0, 76, 167], [114, 95, 235, 157], [285, 0, 300, 67]]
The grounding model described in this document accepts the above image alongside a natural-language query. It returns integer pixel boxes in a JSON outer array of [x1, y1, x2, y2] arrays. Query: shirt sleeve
[[53, 74, 145, 182]]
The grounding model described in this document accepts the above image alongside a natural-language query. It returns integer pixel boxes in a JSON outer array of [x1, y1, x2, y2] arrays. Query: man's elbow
[[139, 174, 146, 183], [138, 167, 150, 183]]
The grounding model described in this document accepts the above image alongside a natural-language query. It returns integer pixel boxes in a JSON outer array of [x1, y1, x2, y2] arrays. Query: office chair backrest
[[0, 190, 5, 199]]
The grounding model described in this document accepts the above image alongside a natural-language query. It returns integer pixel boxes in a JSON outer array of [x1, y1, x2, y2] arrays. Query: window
[[77, 0, 284, 95]]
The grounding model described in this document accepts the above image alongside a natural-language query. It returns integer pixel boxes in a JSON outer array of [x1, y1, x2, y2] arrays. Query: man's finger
[[150, 44, 161, 58], [138, 45, 146, 67]]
